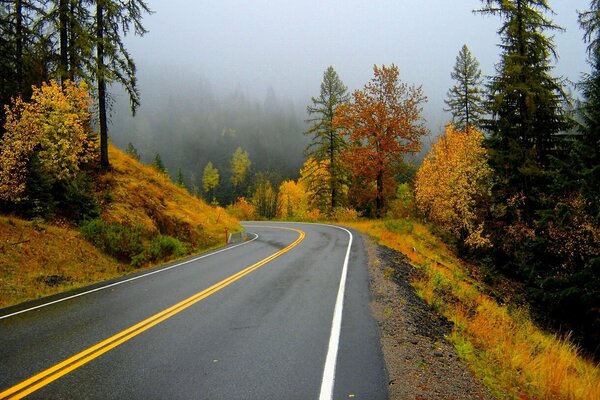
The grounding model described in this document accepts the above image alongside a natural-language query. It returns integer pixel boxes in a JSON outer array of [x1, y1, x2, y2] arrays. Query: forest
[[0, 0, 598, 363]]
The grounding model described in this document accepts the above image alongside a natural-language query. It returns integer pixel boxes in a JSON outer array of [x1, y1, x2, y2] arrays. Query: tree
[[415, 125, 493, 248], [151, 152, 166, 174], [444, 44, 486, 130], [94, 0, 151, 168], [202, 161, 219, 201], [298, 157, 331, 213], [251, 175, 277, 219], [175, 167, 186, 189], [230, 146, 251, 192], [334, 64, 428, 217], [125, 142, 140, 160], [576, 1, 600, 217], [0, 80, 96, 201], [305, 66, 350, 212], [476, 0, 571, 222], [277, 179, 309, 220]]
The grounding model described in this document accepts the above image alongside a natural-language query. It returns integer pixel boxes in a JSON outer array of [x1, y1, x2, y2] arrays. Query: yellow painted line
[[0, 226, 305, 400]]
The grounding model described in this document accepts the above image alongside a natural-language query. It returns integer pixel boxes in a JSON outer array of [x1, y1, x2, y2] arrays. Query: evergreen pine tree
[[305, 66, 350, 212], [175, 168, 187, 189], [94, 0, 151, 168], [125, 142, 140, 161], [151, 152, 167, 174], [477, 0, 571, 222], [444, 44, 486, 130]]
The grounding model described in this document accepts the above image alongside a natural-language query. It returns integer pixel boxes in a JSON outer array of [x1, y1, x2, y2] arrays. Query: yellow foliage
[[101, 145, 240, 248], [299, 157, 332, 212], [0, 80, 96, 201], [277, 180, 310, 219], [347, 219, 600, 400], [415, 125, 492, 247], [227, 197, 257, 221]]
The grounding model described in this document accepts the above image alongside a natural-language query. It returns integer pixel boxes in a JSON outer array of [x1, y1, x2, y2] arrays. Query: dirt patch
[[364, 235, 493, 400]]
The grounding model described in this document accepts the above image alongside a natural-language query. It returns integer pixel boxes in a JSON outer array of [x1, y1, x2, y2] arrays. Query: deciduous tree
[[415, 125, 493, 248], [230, 146, 251, 192], [202, 161, 219, 201], [334, 64, 428, 217]]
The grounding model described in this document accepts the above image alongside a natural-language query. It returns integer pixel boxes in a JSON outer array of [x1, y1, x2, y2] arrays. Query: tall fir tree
[[576, 1, 600, 214], [477, 0, 571, 222], [305, 66, 350, 212], [94, 0, 151, 168], [444, 44, 486, 130]]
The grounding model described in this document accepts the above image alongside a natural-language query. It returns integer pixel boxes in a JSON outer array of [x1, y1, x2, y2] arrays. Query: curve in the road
[[0, 226, 304, 400]]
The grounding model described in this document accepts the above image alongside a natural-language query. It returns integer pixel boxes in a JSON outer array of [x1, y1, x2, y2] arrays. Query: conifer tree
[[175, 168, 187, 189], [476, 0, 570, 222], [151, 152, 166, 174], [576, 1, 600, 213], [305, 66, 350, 211], [94, 0, 151, 168], [444, 44, 485, 130], [125, 142, 140, 160]]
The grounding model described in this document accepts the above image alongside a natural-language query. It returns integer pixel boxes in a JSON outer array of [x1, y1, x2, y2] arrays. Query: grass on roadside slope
[[99, 145, 240, 250], [346, 219, 600, 400], [0, 216, 127, 308], [0, 145, 241, 309]]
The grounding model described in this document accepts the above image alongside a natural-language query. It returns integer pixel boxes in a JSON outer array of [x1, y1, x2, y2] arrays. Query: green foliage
[[305, 66, 350, 210], [384, 218, 414, 234], [151, 152, 167, 174], [80, 219, 144, 263], [125, 142, 141, 161], [445, 44, 486, 130], [175, 167, 187, 189]]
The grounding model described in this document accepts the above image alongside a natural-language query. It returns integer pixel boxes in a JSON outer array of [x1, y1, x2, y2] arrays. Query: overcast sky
[[124, 0, 591, 131]]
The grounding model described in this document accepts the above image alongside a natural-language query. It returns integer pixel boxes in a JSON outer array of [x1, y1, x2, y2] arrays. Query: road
[[0, 222, 387, 399]]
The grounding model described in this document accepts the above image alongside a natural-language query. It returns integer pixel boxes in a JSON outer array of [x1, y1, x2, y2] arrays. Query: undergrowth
[[346, 218, 600, 400]]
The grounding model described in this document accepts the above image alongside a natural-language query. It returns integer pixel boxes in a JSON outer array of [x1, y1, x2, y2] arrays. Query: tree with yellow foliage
[[299, 157, 332, 213], [415, 125, 492, 248], [0, 80, 96, 202], [277, 179, 310, 220]]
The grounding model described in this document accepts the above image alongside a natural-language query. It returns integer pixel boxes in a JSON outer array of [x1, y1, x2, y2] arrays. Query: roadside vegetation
[[347, 218, 600, 400]]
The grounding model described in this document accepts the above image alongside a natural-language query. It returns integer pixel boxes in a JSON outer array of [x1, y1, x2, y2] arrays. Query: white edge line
[[0, 233, 259, 321], [245, 220, 353, 399], [318, 224, 353, 400]]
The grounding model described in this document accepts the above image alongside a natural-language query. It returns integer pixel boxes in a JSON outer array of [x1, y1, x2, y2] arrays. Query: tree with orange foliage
[[415, 125, 493, 248], [334, 64, 428, 217]]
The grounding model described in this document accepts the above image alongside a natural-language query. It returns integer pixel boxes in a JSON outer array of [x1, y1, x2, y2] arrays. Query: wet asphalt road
[[0, 222, 387, 399]]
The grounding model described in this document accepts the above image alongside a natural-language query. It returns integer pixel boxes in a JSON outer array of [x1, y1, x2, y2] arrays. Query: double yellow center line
[[1, 226, 304, 399]]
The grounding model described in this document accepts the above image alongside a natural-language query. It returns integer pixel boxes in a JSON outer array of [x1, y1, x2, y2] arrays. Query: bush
[[147, 235, 187, 261], [332, 207, 360, 222], [80, 219, 144, 263]]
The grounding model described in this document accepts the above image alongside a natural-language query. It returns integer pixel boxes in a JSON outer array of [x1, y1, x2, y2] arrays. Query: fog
[[110, 0, 590, 200]]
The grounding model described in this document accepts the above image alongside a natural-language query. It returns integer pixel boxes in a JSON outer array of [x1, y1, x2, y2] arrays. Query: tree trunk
[[15, 0, 23, 92], [376, 170, 384, 218], [59, 0, 69, 82], [68, 0, 77, 81], [330, 132, 336, 211], [97, 2, 109, 169]]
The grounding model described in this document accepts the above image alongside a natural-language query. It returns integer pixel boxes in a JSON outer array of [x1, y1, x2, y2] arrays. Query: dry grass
[[0, 216, 127, 307], [346, 219, 600, 400], [0, 145, 240, 308], [100, 145, 240, 248]]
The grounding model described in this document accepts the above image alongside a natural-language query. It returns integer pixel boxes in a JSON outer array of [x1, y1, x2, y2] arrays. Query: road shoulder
[[364, 234, 494, 400]]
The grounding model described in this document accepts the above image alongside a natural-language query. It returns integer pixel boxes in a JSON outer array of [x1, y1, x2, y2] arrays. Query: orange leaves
[[0, 80, 96, 201], [415, 125, 493, 248], [334, 64, 428, 216]]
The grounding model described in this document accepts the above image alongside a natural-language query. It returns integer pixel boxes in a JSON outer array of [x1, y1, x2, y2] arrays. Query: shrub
[[80, 219, 144, 263], [332, 207, 360, 222]]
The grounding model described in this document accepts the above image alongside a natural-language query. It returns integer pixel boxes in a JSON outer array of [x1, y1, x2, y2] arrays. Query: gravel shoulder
[[363, 234, 494, 400]]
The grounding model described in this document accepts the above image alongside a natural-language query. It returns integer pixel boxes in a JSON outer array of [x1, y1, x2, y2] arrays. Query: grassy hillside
[[347, 219, 600, 400], [0, 145, 240, 308]]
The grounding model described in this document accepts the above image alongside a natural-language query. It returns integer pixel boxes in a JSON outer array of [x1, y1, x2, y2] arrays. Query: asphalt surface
[[0, 222, 387, 399]]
